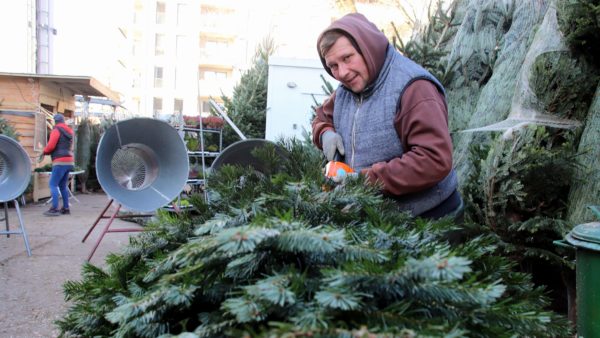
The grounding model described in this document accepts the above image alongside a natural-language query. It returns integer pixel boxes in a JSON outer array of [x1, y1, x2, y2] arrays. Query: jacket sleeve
[[311, 92, 336, 148], [43, 128, 60, 155], [362, 80, 454, 195]]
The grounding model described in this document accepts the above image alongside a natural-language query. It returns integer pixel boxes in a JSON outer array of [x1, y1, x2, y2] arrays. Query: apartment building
[[127, 0, 249, 119], [3, 0, 422, 120]]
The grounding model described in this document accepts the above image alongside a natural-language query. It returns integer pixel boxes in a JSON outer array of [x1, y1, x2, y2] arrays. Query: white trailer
[[265, 57, 338, 141]]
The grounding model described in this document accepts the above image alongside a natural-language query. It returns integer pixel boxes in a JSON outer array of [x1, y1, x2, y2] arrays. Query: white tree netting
[[441, 0, 600, 224], [567, 83, 600, 224], [462, 1, 582, 133], [448, 0, 551, 177]]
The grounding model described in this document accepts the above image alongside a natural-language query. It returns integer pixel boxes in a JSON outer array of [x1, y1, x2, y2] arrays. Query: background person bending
[[42, 113, 74, 216]]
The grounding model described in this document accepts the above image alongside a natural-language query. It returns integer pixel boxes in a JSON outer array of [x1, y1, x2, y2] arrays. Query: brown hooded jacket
[[311, 13, 453, 196]]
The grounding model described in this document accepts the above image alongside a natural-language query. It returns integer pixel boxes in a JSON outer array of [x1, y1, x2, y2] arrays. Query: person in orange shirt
[[42, 114, 74, 216]]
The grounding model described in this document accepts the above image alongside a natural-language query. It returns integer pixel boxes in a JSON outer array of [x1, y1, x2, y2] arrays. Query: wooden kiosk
[[0, 72, 119, 201]]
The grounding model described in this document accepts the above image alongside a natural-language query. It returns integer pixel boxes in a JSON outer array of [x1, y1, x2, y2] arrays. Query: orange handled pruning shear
[[324, 151, 354, 178]]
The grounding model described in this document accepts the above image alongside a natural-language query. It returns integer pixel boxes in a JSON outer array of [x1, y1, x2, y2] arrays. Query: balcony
[[198, 14, 239, 36], [198, 79, 234, 97], [198, 49, 238, 67]]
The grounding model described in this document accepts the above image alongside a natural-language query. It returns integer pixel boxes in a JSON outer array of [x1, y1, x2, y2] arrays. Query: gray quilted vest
[[51, 126, 73, 160], [333, 46, 458, 216]]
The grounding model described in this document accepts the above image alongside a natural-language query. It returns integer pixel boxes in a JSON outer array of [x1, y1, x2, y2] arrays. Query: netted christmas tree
[[558, 0, 600, 224], [220, 37, 275, 147], [57, 139, 571, 337], [74, 117, 92, 191], [404, 0, 600, 319], [441, 0, 600, 190]]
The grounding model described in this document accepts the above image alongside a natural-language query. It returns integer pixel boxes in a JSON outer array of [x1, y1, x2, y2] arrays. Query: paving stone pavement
[[0, 193, 144, 338]]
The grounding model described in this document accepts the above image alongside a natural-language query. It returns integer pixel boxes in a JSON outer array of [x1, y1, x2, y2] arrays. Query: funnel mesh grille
[[0, 153, 8, 177], [111, 148, 149, 190], [0, 153, 6, 179]]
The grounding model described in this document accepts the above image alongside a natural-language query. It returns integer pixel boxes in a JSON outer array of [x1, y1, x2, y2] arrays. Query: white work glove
[[321, 130, 345, 161]]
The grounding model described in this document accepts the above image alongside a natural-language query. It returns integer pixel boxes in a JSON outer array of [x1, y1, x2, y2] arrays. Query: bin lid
[[566, 222, 600, 251]]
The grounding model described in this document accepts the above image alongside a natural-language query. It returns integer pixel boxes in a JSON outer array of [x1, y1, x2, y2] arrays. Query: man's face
[[324, 36, 370, 93]]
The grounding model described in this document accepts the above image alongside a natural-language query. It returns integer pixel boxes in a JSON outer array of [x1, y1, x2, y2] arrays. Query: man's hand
[[321, 130, 345, 161]]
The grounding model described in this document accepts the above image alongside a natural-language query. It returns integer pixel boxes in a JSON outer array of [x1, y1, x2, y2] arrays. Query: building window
[[174, 67, 178, 89], [132, 70, 142, 88], [133, 11, 139, 24], [174, 99, 183, 115], [132, 97, 141, 115], [198, 99, 212, 114], [202, 101, 211, 113], [198, 99, 223, 114], [155, 33, 165, 56], [154, 66, 163, 88], [133, 3, 142, 24], [199, 37, 230, 58], [200, 69, 228, 80], [200, 4, 234, 16], [132, 38, 142, 57], [176, 35, 186, 57], [156, 2, 166, 24], [153, 97, 163, 117], [204, 39, 228, 52], [174, 67, 187, 89], [177, 3, 188, 26]]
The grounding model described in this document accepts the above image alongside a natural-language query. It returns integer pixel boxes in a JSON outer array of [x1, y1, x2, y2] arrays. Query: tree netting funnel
[[0, 135, 32, 202], [95, 118, 189, 212], [462, 2, 581, 133], [0, 134, 32, 256], [211, 139, 288, 175]]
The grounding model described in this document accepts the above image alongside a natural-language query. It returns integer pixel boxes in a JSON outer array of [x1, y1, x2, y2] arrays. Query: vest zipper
[[350, 95, 363, 169]]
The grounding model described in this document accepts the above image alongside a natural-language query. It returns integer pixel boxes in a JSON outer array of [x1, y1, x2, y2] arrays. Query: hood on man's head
[[54, 114, 65, 124], [316, 13, 389, 82]]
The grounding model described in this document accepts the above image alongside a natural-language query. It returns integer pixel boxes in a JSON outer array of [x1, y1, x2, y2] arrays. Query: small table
[[40, 170, 85, 204]]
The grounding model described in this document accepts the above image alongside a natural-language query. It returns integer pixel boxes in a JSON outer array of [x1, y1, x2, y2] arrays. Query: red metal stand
[[81, 199, 152, 262]]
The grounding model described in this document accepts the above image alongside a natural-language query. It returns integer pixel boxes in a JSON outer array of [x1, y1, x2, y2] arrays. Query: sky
[[53, 0, 128, 77]]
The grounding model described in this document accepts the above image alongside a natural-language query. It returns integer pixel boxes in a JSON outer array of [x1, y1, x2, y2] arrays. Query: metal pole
[[196, 69, 209, 202], [86, 203, 122, 262], [14, 199, 31, 256], [82, 198, 113, 242], [209, 99, 246, 140], [3, 202, 9, 238]]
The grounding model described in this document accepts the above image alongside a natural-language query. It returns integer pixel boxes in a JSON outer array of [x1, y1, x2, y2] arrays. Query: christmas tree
[[57, 140, 570, 337], [220, 37, 275, 147]]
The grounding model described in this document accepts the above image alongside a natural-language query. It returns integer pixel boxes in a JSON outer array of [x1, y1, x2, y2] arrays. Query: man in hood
[[42, 113, 74, 216], [312, 13, 462, 220]]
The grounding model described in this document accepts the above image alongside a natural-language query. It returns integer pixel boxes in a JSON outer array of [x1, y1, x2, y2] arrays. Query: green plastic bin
[[565, 222, 600, 337]]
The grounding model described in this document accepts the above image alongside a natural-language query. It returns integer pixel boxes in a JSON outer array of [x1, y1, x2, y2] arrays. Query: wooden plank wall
[[0, 112, 37, 159], [0, 75, 76, 201], [0, 76, 39, 110], [40, 82, 76, 113], [0, 76, 76, 161], [0, 76, 40, 162]]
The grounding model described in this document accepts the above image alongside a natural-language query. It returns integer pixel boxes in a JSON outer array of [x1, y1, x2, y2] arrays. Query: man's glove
[[321, 130, 345, 161]]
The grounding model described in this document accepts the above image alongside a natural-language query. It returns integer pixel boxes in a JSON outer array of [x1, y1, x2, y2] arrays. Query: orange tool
[[324, 151, 354, 178]]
